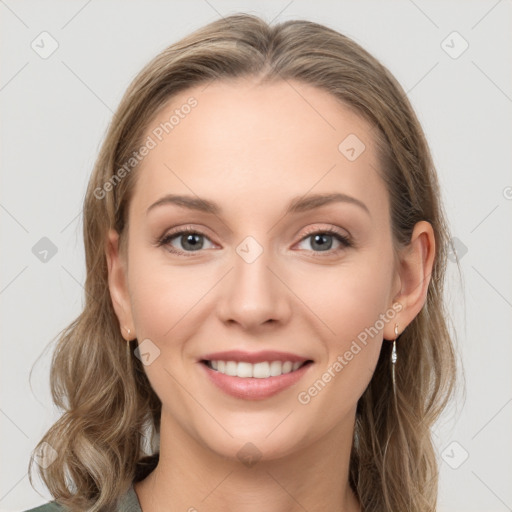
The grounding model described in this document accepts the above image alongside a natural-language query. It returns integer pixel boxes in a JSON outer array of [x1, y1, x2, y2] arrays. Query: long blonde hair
[[29, 13, 458, 511]]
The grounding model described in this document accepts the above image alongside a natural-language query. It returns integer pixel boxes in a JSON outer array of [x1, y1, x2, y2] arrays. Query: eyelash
[[156, 225, 353, 258]]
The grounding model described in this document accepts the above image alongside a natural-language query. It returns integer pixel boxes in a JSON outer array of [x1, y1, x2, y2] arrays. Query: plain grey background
[[1, 1, 511, 511]]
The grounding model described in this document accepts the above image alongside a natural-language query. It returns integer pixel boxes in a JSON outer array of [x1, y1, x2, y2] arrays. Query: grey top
[[24, 484, 142, 512]]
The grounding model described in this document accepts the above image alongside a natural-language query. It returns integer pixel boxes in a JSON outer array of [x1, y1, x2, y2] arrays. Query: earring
[[391, 324, 398, 397], [124, 327, 132, 370]]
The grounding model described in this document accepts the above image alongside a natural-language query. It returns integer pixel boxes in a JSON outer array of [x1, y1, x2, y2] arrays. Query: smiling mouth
[[201, 359, 313, 378]]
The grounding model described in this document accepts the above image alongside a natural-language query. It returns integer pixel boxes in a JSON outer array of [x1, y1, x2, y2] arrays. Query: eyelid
[[298, 224, 351, 241]]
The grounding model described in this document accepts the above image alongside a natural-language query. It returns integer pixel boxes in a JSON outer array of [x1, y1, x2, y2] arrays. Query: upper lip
[[200, 350, 312, 364]]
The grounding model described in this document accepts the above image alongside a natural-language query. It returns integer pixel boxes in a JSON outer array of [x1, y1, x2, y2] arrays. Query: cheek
[[292, 251, 394, 345], [128, 235, 394, 349], [125, 251, 213, 416], [290, 248, 394, 399], [126, 241, 214, 341]]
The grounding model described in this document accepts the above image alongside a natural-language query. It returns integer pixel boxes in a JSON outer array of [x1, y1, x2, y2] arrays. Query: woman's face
[[110, 78, 403, 460]]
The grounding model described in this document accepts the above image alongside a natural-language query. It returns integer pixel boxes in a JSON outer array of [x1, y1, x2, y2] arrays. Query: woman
[[27, 13, 457, 512]]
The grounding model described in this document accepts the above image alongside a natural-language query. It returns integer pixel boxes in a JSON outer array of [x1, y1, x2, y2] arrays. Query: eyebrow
[[146, 192, 370, 217]]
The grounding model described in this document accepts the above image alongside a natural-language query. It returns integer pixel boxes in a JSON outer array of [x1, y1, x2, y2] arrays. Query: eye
[[296, 228, 352, 255], [157, 227, 216, 256], [156, 226, 352, 257]]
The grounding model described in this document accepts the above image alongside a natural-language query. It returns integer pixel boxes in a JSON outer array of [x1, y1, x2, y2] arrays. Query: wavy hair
[[29, 13, 459, 511]]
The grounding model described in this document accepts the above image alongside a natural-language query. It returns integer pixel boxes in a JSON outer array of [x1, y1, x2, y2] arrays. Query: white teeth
[[208, 360, 306, 378], [282, 361, 293, 374], [269, 361, 282, 376], [237, 361, 253, 378], [225, 361, 238, 376], [253, 362, 270, 378]]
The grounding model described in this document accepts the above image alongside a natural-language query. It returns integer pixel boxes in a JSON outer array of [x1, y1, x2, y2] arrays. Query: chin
[[192, 417, 309, 465]]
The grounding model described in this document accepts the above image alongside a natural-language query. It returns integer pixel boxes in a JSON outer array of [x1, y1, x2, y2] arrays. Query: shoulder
[[23, 502, 67, 512], [23, 485, 140, 512]]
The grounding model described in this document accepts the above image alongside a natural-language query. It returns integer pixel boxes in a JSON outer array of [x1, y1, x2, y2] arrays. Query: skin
[[106, 77, 435, 512]]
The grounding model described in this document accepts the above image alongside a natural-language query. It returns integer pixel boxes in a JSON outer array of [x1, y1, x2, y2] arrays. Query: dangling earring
[[124, 327, 132, 367], [391, 324, 398, 397]]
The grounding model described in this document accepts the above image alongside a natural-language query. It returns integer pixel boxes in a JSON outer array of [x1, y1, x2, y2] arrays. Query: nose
[[216, 240, 292, 331]]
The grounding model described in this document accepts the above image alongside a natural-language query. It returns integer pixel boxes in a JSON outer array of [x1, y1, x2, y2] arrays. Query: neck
[[134, 409, 360, 512]]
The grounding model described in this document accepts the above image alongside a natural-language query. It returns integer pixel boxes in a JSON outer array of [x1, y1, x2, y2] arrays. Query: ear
[[106, 228, 135, 340], [383, 220, 436, 341]]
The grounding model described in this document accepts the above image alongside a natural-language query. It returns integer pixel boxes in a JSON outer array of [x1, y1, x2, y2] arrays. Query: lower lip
[[200, 362, 313, 400]]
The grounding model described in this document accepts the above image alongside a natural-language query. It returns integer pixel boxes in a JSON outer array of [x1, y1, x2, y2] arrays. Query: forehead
[[129, 79, 388, 222]]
